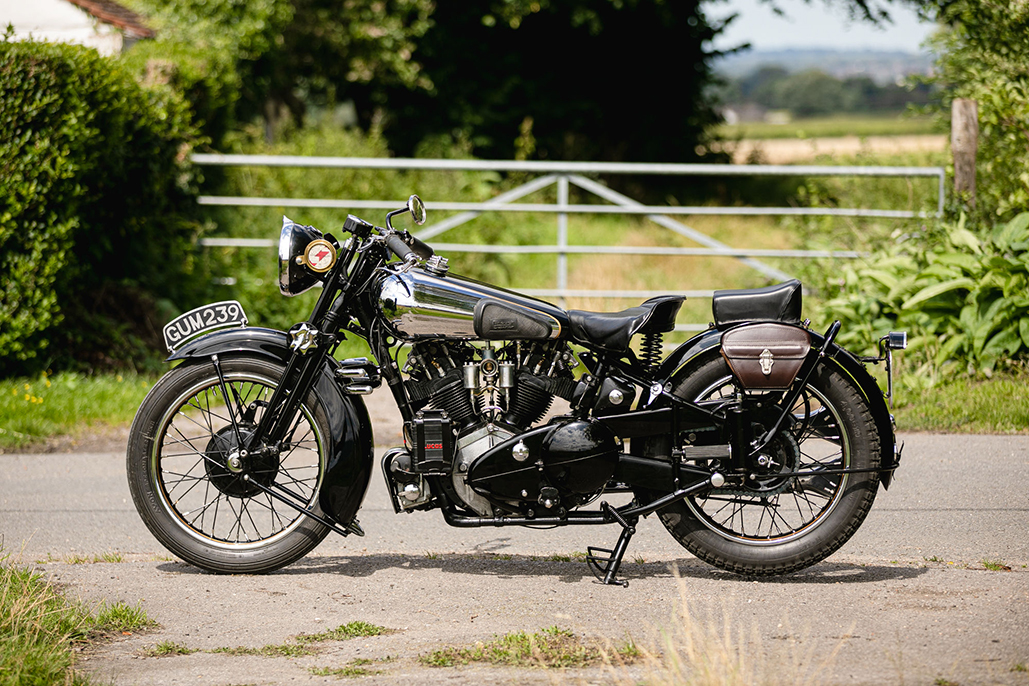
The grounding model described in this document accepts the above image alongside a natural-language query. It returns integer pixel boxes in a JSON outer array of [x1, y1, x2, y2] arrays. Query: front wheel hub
[[204, 427, 279, 498]]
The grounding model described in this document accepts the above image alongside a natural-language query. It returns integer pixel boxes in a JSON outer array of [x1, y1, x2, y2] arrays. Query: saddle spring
[[640, 331, 663, 369]]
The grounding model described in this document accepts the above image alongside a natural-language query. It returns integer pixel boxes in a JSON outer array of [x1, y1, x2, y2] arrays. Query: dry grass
[[597, 570, 842, 686], [421, 626, 639, 669]]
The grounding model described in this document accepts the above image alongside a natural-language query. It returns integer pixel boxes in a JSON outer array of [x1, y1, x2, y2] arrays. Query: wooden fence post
[[952, 98, 978, 206]]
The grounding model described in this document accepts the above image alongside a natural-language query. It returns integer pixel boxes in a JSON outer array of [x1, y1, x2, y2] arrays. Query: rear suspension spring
[[640, 332, 663, 369]]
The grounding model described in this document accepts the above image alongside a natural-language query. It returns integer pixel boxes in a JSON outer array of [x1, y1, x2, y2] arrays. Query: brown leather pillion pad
[[720, 323, 811, 391]]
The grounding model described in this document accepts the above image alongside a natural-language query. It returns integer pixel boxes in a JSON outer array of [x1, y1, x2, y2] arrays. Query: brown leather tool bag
[[720, 323, 811, 391]]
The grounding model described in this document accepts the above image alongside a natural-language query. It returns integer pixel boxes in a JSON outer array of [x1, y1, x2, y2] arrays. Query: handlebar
[[384, 232, 434, 263], [384, 234, 416, 263], [408, 235, 434, 260]]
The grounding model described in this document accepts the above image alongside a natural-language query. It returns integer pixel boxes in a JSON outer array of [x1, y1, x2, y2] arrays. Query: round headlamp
[[278, 217, 336, 296]]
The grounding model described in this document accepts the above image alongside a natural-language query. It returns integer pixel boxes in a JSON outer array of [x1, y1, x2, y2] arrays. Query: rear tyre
[[127, 357, 330, 573], [642, 355, 880, 575]]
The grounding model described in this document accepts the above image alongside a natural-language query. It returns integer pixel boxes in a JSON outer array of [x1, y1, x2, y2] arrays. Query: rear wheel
[[127, 357, 331, 573], [641, 355, 880, 575]]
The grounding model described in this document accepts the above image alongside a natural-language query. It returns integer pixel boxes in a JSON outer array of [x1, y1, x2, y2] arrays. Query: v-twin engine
[[383, 340, 617, 517], [405, 340, 579, 429]]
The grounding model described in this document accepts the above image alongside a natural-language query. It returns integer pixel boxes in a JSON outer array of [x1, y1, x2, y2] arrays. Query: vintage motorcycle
[[127, 196, 906, 585]]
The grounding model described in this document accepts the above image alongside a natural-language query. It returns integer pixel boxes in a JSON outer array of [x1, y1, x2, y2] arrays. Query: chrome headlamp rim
[[278, 216, 324, 297]]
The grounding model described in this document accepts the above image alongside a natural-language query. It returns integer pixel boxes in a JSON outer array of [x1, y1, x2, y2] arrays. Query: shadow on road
[[155, 553, 929, 586]]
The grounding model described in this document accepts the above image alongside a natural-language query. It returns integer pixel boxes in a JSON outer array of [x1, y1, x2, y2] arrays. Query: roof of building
[[65, 0, 155, 39]]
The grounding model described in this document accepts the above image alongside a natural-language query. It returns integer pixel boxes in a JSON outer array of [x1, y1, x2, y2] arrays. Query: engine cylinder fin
[[428, 377, 477, 427], [504, 373, 555, 427]]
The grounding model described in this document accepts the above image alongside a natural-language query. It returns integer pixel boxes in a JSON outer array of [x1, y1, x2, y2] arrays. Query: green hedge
[[0, 36, 203, 375]]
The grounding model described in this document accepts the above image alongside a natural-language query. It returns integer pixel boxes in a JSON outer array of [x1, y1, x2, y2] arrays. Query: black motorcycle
[[127, 196, 906, 585]]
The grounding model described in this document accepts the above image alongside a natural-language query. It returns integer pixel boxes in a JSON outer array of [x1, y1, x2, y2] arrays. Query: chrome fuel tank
[[374, 268, 569, 341]]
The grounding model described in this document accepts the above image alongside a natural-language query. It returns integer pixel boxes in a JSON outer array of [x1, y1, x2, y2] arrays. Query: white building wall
[[0, 0, 123, 56]]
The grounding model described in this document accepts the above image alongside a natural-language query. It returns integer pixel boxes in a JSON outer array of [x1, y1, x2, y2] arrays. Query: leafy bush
[[822, 212, 1029, 376], [0, 36, 202, 376], [119, 0, 291, 146], [121, 0, 433, 146], [924, 1, 1029, 219]]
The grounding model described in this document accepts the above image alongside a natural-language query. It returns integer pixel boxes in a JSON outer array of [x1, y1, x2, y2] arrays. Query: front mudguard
[[660, 327, 899, 490], [167, 327, 374, 526]]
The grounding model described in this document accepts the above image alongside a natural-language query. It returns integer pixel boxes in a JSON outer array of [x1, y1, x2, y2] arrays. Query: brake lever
[[357, 232, 385, 253]]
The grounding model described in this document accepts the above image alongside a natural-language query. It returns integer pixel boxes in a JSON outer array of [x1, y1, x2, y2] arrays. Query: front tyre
[[646, 355, 880, 575], [127, 357, 331, 573]]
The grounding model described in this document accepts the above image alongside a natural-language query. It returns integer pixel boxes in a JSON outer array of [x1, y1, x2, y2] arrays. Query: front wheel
[[640, 355, 880, 575], [127, 357, 331, 573]]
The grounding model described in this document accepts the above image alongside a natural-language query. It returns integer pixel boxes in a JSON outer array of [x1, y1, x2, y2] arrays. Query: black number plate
[[163, 300, 248, 352]]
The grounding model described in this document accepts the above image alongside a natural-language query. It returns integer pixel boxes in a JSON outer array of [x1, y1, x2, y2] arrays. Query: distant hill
[[714, 49, 933, 85]]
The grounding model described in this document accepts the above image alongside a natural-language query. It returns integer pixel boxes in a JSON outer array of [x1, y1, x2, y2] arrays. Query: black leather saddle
[[711, 279, 802, 327], [568, 295, 685, 353]]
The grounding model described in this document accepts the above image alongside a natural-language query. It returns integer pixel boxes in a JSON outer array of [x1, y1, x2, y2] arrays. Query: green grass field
[[0, 372, 153, 451], [716, 113, 943, 140]]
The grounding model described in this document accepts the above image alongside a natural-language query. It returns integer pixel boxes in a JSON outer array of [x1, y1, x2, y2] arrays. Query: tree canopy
[[121, 0, 948, 159], [923, 0, 1029, 217], [369, 0, 727, 162]]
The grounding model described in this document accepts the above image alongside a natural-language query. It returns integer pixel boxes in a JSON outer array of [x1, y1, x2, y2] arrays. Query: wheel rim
[[150, 369, 324, 550], [685, 375, 850, 546]]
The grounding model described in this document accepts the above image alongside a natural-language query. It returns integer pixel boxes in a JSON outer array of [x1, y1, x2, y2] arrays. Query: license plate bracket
[[163, 300, 248, 352]]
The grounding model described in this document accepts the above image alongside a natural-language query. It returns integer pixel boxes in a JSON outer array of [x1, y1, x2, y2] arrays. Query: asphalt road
[[2, 433, 1027, 685]]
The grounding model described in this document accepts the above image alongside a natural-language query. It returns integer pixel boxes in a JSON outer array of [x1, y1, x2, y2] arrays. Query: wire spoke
[[686, 375, 853, 544], [154, 369, 324, 547]]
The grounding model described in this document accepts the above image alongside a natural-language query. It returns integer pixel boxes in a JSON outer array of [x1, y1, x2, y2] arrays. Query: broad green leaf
[[886, 275, 920, 303], [978, 271, 1008, 292], [971, 297, 1013, 354], [977, 295, 1011, 323], [859, 269, 899, 291], [921, 263, 965, 280], [948, 226, 982, 254], [935, 333, 967, 365], [984, 256, 1023, 272], [981, 325, 1023, 361], [932, 252, 981, 274], [1021, 317, 1029, 348], [959, 303, 978, 331], [902, 278, 976, 310], [993, 212, 1029, 249]]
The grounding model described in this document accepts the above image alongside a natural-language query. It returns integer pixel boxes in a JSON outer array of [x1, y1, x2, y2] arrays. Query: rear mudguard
[[658, 327, 899, 490], [167, 327, 374, 525]]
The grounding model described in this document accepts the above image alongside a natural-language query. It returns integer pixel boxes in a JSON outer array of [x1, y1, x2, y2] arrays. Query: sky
[[709, 0, 938, 52]]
